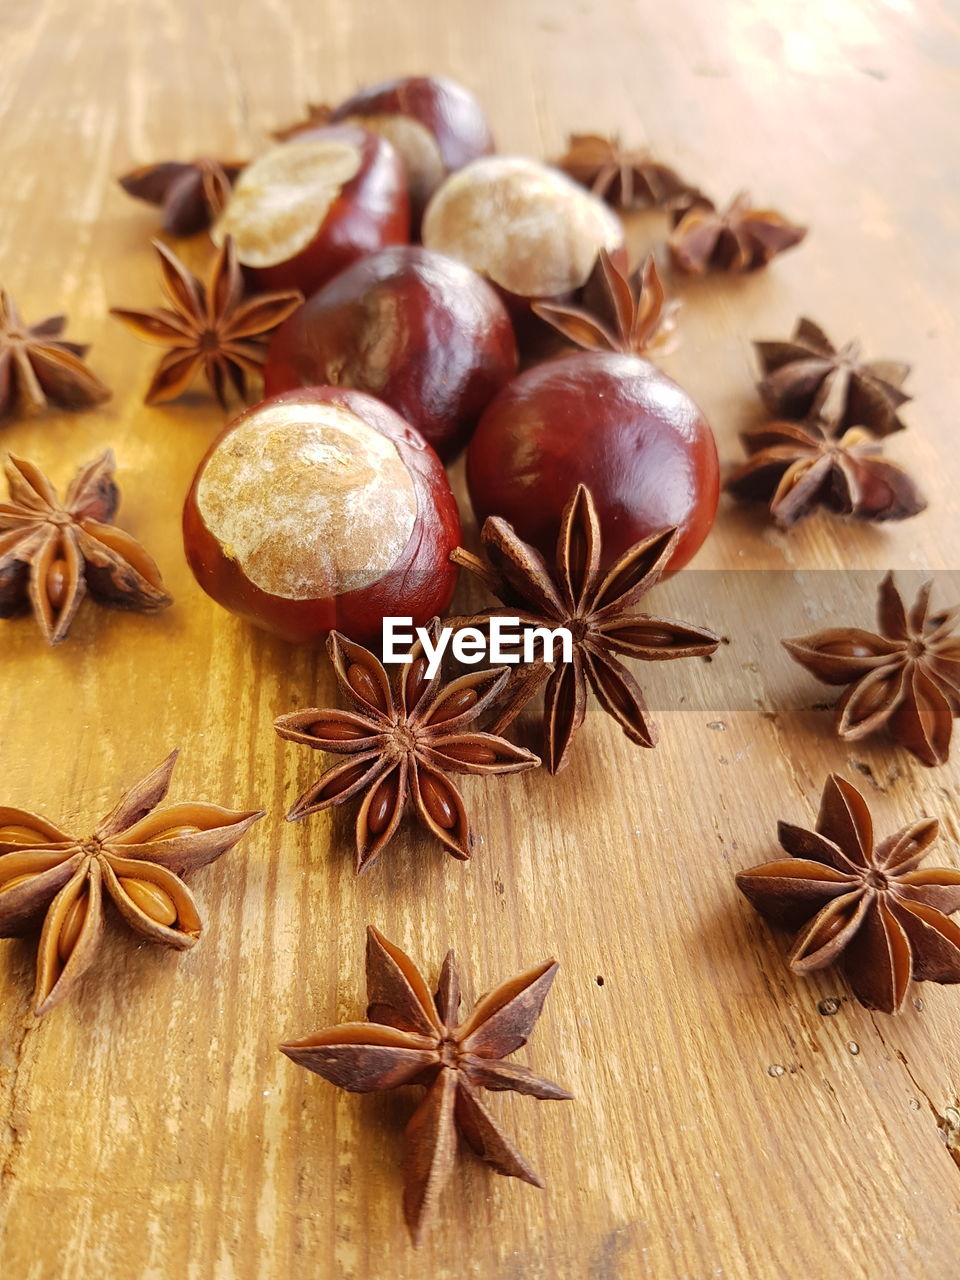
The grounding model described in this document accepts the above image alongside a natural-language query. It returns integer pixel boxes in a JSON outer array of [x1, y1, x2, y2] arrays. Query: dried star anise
[[274, 622, 540, 873], [532, 250, 678, 356], [668, 191, 807, 274], [755, 317, 911, 436], [110, 237, 302, 407], [783, 574, 960, 767], [725, 420, 926, 528], [0, 750, 263, 1016], [118, 157, 245, 236], [451, 485, 720, 773], [736, 774, 960, 1013], [556, 133, 696, 209], [270, 103, 334, 142], [0, 451, 171, 645], [0, 291, 110, 421], [280, 926, 571, 1244]]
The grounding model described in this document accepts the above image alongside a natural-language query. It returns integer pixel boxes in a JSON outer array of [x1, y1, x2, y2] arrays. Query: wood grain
[[2, 0, 960, 1276]]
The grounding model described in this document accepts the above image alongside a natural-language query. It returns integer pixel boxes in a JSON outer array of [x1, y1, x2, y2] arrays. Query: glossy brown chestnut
[[466, 352, 720, 571], [212, 124, 410, 296], [329, 75, 494, 229], [183, 387, 462, 645], [421, 156, 626, 315], [263, 246, 517, 460]]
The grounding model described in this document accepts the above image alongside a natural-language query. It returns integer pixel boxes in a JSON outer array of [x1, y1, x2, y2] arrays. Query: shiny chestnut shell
[[466, 352, 720, 571], [330, 75, 494, 226], [263, 246, 517, 459], [213, 124, 410, 296], [183, 387, 462, 645]]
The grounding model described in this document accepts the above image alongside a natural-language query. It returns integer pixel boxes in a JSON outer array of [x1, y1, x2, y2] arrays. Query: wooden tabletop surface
[[2, 0, 960, 1276]]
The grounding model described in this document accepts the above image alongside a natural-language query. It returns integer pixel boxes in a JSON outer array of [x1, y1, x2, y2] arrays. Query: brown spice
[[274, 621, 540, 873], [280, 926, 571, 1245], [110, 237, 302, 407], [725, 420, 925, 527], [0, 291, 110, 420], [0, 751, 263, 1015], [0, 451, 171, 644], [451, 485, 720, 773], [556, 133, 697, 210], [668, 190, 806, 274], [118, 157, 245, 235], [736, 774, 960, 1013], [783, 573, 960, 766]]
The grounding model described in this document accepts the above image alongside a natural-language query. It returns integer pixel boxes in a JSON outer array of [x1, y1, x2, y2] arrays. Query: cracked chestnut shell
[[466, 352, 720, 571], [182, 387, 462, 645], [330, 75, 494, 230], [212, 124, 410, 296], [263, 246, 517, 460]]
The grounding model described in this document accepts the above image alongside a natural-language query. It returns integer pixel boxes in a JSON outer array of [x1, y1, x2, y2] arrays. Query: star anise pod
[[110, 237, 303, 407], [532, 250, 679, 356], [274, 622, 540, 873], [0, 451, 172, 645], [556, 133, 696, 209], [118, 157, 245, 235], [725, 420, 926, 528], [783, 573, 960, 767], [0, 291, 110, 421], [755, 317, 911, 436], [451, 485, 720, 773], [269, 102, 334, 142], [668, 190, 807, 274], [0, 750, 263, 1016], [736, 774, 960, 1013], [280, 926, 571, 1244]]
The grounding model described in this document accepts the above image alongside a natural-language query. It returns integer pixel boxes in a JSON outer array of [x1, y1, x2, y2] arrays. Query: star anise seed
[[0, 291, 111, 421], [533, 250, 679, 357], [668, 190, 807, 274], [0, 451, 172, 645], [118, 157, 245, 236], [556, 133, 697, 210], [755, 317, 911, 436], [274, 621, 541, 873], [110, 236, 303, 407], [783, 573, 960, 766], [736, 774, 960, 1013], [0, 750, 263, 1015], [280, 926, 571, 1245], [451, 485, 720, 773], [726, 420, 926, 528]]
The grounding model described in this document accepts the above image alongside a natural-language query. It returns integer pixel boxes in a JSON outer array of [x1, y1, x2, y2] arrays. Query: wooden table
[[2, 1, 959, 1276]]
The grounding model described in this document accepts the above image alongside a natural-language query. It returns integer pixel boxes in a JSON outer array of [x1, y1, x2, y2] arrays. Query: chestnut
[[212, 124, 409, 296], [421, 156, 626, 313], [329, 75, 494, 230], [466, 352, 719, 572], [183, 387, 462, 645], [263, 246, 517, 460]]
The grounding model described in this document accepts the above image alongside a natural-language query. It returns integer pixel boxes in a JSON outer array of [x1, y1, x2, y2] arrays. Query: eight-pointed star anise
[[280, 926, 571, 1245], [110, 236, 302, 407], [451, 485, 720, 774], [118, 156, 246, 236], [668, 191, 807, 274], [532, 250, 679, 357], [0, 290, 110, 421], [783, 574, 960, 767], [274, 622, 540, 873], [556, 133, 696, 209], [736, 774, 960, 1013], [0, 750, 263, 1016], [755, 317, 911, 436], [725, 420, 926, 529], [0, 451, 171, 645]]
